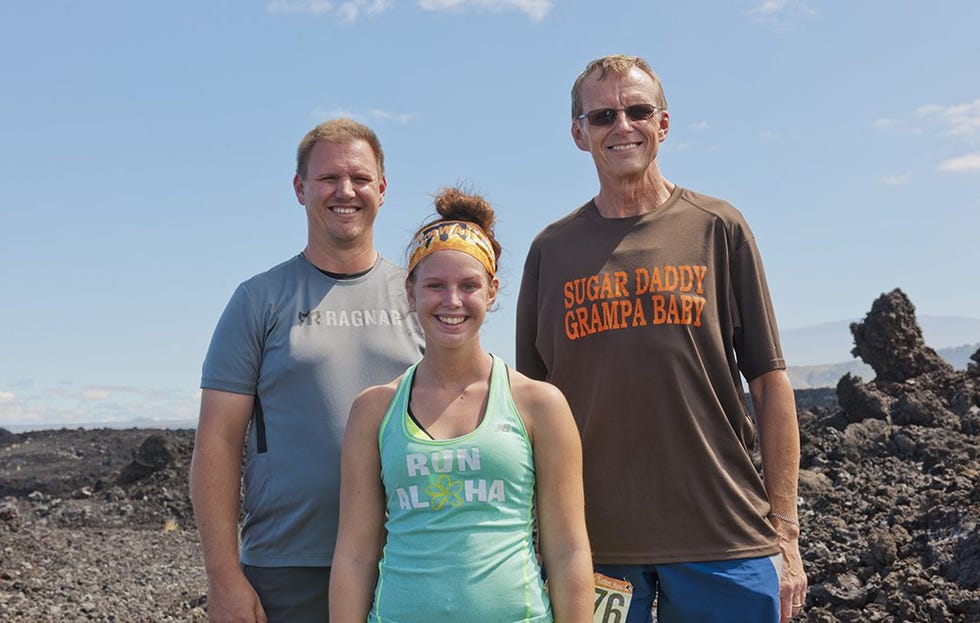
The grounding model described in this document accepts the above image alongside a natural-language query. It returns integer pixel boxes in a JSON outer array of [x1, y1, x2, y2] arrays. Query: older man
[[516, 55, 807, 622]]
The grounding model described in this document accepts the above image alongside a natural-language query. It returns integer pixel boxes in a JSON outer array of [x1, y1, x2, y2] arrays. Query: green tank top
[[370, 355, 552, 623]]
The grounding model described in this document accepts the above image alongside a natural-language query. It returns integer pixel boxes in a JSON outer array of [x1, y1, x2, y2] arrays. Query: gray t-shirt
[[202, 253, 424, 566]]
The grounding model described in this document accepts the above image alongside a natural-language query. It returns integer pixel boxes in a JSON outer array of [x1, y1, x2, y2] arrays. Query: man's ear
[[293, 173, 306, 205], [378, 174, 387, 206], [658, 111, 670, 142], [571, 120, 591, 152]]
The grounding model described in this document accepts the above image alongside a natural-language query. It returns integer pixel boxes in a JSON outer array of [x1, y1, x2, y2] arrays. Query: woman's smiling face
[[408, 250, 497, 348]]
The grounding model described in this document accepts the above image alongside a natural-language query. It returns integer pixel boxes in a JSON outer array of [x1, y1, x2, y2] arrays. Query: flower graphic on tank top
[[425, 474, 464, 510]]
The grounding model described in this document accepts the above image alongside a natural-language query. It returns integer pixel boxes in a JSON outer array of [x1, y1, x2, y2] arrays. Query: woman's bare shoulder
[[348, 376, 403, 427], [507, 368, 567, 405], [506, 367, 573, 431]]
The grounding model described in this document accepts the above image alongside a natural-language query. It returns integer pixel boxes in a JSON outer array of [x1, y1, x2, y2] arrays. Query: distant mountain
[[1, 418, 198, 434], [942, 343, 980, 369], [786, 360, 871, 390], [781, 315, 980, 366], [786, 343, 979, 389], [780, 314, 980, 389]]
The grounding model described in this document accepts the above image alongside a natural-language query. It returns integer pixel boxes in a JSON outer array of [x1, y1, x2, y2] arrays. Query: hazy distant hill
[[781, 315, 980, 366], [782, 314, 980, 388], [7, 316, 977, 429], [786, 343, 978, 389]]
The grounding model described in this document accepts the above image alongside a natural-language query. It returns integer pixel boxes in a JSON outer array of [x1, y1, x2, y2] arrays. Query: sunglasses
[[576, 104, 663, 126]]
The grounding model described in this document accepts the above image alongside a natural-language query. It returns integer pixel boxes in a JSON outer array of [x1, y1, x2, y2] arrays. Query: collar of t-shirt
[[316, 265, 373, 280]]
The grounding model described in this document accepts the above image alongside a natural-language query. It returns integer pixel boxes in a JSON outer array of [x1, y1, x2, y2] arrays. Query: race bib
[[593, 572, 633, 623]]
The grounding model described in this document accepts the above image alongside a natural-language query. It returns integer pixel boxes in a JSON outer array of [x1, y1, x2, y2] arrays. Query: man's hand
[[777, 531, 807, 621], [206, 570, 267, 623]]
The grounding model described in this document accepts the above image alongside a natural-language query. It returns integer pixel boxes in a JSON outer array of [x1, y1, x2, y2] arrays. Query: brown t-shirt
[[516, 186, 784, 564]]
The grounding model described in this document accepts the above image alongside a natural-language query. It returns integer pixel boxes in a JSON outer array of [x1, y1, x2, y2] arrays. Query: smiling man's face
[[571, 66, 670, 184]]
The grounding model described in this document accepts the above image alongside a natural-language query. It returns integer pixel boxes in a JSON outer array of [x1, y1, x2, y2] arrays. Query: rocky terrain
[[1, 287, 978, 622], [0, 428, 206, 621], [798, 289, 980, 622]]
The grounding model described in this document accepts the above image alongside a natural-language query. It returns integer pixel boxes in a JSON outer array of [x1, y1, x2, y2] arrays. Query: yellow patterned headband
[[408, 220, 497, 277]]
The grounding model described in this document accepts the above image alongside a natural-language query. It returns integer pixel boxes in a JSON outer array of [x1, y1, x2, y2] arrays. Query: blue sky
[[2, 0, 978, 429]]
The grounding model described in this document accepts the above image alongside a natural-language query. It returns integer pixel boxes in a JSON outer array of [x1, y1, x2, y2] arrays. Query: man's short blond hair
[[296, 119, 385, 179], [571, 55, 668, 119]]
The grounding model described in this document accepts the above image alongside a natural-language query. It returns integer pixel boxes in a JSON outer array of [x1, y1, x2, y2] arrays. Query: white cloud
[[338, 0, 393, 22], [81, 388, 110, 400], [876, 98, 980, 141], [939, 152, 980, 172], [690, 120, 709, 131], [368, 109, 415, 124], [267, 0, 393, 22], [879, 174, 909, 186], [313, 107, 415, 124], [750, 0, 791, 16], [915, 99, 980, 139], [0, 391, 14, 401], [268, 0, 551, 22], [0, 384, 201, 431], [748, 0, 814, 25], [267, 0, 335, 15], [418, 0, 553, 21]]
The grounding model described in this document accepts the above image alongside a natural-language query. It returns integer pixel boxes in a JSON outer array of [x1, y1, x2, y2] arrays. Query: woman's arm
[[512, 372, 594, 623], [329, 384, 394, 623]]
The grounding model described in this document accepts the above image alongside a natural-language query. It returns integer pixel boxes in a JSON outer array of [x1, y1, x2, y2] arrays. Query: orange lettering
[[680, 295, 694, 324], [679, 265, 694, 292], [575, 307, 591, 336], [693, 296, 705, 327], [664, 266, 679, 291], [573, 278, 586, 306], [598, 273, 614, 300], [620, 298, 633, 324], [564, 310, 579, 340], [586, 275, 600, 301], [693, 266, 708, 294], [651, 295, 666, 324], [601, 301, 620, 330], [649, 267, 663, 292], [634, 268, 650, 295], [666, 295, 680, 323], [631, 297, 647, 326], [589, 304, 607, 333], [615, 271, 629, 297]]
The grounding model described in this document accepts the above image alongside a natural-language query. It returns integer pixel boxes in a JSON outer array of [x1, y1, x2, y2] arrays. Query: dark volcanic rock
[[836, 373, 890, 423], [803, 289, 980, 622], [117, 433, 178, 484], [969, 348, 980, 378], [0, 427, 171, 498], [0, 427, 15, 446], [0, 428, 204, 621], [849, 288, 952, 383]]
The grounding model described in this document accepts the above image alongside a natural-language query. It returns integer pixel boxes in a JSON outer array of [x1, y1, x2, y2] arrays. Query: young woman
[[330, 188, 593, 623]]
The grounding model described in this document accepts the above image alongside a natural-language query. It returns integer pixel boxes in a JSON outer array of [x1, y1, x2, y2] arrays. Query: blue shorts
[[594, 554, 781, 623]]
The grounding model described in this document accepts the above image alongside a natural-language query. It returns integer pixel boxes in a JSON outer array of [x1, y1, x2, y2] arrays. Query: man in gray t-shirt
[[190, 119, 424, 623]]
